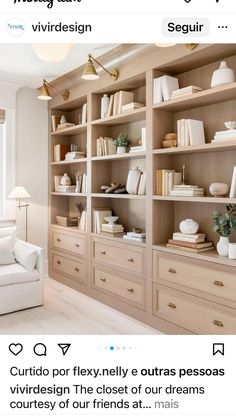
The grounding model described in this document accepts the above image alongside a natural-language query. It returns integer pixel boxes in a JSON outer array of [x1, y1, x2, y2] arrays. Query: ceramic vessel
[[217, 236, 230, 257], [179, 219, 199, 235], [229, 243, 236, 259], [225, 121, 236, 130], [104, 216, 119, 225], [126, 167, 142, 194], [60, 115, 67, 124], [117, 146, 127, 154], [60, 173, 71, 186], [211, 61, 235, 88], [101, 94, 110, 119], [209, 183, 229, 197]]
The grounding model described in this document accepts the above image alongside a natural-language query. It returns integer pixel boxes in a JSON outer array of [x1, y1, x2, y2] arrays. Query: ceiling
[[0, 44, 118, 88]]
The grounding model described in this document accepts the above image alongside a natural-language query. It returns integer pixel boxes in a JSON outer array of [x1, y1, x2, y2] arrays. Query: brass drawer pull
[[75, 267, 80, 272], [57, 260, 61, 265], [100, 277, 106, 282], [168, 268, 176, 274], [75, 243, 80, 248], [168, 303, 176, 309], [127, 258, 134, 263], [100, 251, 106, 255], [213, 280, 224, 287], [127, 288, 135, 293], [56, 238, 61, 242], [213, 320, 224, 327]]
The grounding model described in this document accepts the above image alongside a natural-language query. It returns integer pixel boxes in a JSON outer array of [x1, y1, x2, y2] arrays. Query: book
[[167, 243, 214, 253], [101, 232, 124, 237], [107, 95, 114, 117], [161, 76, 179, 101], [156, 169, 182, 196], [171, 85, 202, 98], [51, 115, 61, 132], [187, 119, 205, 146], [81, 103, 87, 124], [170, 190, 204, 196], [230, 166, 236, 198], [122, 102, 144, 111], [172, 232, 206, 243], [212, 137, 236, 143], [53, 144, 70, 162], [168, 239, 213, 249], [138, 171, 146, 195], [153, 77, 163, 104], [57, 185, 76, 192], [123, 235, 146, 243], [81, 174, 87, 193], [127, 232, 146, 239], [129, 146, 144, 153], [54, 175, 62, 192], [57, 123, 75, 130], [118, 91, 134, 114], [93, 209, 112, 234]]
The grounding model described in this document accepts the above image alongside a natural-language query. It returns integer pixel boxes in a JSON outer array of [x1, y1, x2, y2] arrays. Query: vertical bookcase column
[[145, 70, 154, 318], [86, 93, 92, 235]]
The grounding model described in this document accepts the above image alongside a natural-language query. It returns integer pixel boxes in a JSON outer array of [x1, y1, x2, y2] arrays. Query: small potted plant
[[212, 204, 236, 256], [75, 202, 86, 227], [114, 133, 130, 154]]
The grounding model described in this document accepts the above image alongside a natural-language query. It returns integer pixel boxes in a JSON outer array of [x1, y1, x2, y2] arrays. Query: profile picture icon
[[6, 18, 25, 37]]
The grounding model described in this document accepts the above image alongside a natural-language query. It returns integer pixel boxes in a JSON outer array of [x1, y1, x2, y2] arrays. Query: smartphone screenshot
[[0, 0, 236, 418]]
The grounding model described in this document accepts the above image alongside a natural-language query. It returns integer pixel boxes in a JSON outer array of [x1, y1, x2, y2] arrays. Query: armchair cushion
[[0, 236, 15, 265], [14, 240, 38, 272], [0, 263, 40, 287]]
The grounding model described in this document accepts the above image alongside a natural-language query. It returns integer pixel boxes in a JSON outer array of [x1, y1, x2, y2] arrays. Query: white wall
[[16, 88, 48, 270]]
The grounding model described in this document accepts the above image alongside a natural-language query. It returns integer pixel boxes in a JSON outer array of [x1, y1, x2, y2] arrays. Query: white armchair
[[0, 226, 44, 315]]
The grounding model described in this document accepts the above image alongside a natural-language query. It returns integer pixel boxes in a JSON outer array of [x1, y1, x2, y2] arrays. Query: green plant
[[212, 204, 236, 237], [113, 133, 130, 148]]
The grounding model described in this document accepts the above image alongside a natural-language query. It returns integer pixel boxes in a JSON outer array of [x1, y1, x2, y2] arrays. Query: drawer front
[[52, 231, 85, 257], [93, 268, 145, 307], [153, 285, 236, 334], [94, 241, 144, 276], [52, 252, 85, 284], [153, 252, 236, 304]]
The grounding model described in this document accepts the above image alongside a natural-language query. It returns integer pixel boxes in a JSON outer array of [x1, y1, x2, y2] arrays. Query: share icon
[[58, 343, 71, 356]]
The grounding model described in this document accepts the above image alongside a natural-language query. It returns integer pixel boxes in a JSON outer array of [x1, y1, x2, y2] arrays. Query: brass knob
[[57, 238, 61, 242], [168, 268, 176, 274], [213, 320, 224, 327], [168, 303, 176, 309], [57, 260, 61, 265], [127, 288, 135, 293], [128, 258, 134, 263], [100, 251, 106, 255], [75, 267, 80, 272], [75, 243, 80, 248], [213, 280, 224, 287], [100, 277, 106, 282]]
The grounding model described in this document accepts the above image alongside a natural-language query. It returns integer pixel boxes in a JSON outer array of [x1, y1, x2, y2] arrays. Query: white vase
[[60, 115, 67, 124], [211, 61, 235, 88], [228, 243, 236, 259], [179, 219, 199, 235], [217, 236, 230, 257], [101, 94, 110, 119], [126, 167, 142, 194], [61, 173, 71, 186], [117, 146, 127, 154]]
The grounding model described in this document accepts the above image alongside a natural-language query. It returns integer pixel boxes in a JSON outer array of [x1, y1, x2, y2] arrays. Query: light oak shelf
[[51, 192, 87, 197], [153, 195, 236, 204], [92, 151, 146, 161], [92, 233, 146, 248], [92, 107, 146, 126], [50, 224, 87, 235], [153, 82, 236, 112], [51, 158, 87, 166], [153, 141, 236, 156], [51, 123, 87, 136], [153, 244, 236, 269], [92, 193, 146, 200]]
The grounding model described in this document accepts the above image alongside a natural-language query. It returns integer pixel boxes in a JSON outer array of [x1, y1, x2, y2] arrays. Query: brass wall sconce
[[155, 43, 198, 51], [82, 54, 119, 81], [37, 79, 70, 101]]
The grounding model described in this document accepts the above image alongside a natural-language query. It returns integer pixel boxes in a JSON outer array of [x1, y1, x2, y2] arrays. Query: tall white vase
[[211, 61, 235, 88], [216, 236, 230, 257]]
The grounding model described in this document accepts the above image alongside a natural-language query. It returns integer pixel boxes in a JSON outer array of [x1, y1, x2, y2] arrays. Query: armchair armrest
[[14, 239, 44, 280]]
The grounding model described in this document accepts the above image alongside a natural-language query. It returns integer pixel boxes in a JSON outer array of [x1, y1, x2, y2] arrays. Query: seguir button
[[162, 18, 209, 37]]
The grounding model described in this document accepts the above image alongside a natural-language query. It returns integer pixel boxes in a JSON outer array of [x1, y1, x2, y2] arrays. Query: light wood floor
[[0, 278, 160, 335]]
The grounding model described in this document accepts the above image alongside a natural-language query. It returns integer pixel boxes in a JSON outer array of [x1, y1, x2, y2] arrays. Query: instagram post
[[0, 0, 236, 417]]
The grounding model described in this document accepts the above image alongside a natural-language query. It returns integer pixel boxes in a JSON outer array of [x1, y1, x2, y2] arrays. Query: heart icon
[[9, 343, 23, 356]]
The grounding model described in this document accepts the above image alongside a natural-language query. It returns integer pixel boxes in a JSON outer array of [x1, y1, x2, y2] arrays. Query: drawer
[[52, 252, 85, 284], [93, 267, 145, 308], [153, 284, 236, 334], [93, 240, 144, 276], [52, 230, 85, 257], [153, 251, 236, 305]]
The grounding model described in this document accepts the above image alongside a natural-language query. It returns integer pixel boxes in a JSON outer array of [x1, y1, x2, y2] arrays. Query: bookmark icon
[[58, 343, 71, 356]]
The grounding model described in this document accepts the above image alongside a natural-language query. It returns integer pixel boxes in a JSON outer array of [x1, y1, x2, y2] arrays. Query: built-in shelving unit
[[48, 44, 236, 335]]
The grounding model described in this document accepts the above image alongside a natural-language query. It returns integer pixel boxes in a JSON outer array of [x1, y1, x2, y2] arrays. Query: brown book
[[167, 243, 214, 253], [156, 170, 162, 195], [168, 239, 213, 249], [54, 144, 70, 162]]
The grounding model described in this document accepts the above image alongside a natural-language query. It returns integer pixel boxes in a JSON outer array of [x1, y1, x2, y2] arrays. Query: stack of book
[[153, 75, 179, 103], [177, 119, 205, 147], [212, 129, 236, 143], [171, 85, 202, 99], [102, 223, 124, 237], [156, 170, 182, 196], [93, 208, 112, 234], [105, 91, 135, 117], [57, 123, 75, 131], [123, 231, 146, 243], [129, 145, 145, 153], [170, 184, 204, 197], [121, 102, 144, 112], [96, 137, 116, 156], [167, 232, 214, 253], [57, 185, 76, 193], [53, 144, 70, 162], [65, 151, 85, 161]]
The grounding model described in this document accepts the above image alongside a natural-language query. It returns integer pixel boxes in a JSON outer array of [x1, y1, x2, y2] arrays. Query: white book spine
[[230, 166, 236, 198]]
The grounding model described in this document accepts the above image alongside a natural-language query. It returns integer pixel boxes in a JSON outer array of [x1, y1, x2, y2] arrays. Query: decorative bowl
[[179, 219, 199, 235], [224, 121, 236, 130], [209, 183, 229, 197], [104, 216, 119, 225]]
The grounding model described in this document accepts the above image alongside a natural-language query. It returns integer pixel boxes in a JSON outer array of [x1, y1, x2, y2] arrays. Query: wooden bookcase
[[48, 44, 236, 334]]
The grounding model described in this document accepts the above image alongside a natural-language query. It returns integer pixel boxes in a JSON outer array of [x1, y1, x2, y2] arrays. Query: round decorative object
[[164, 133, 177, 141], [209, 183, 229, 197], [60, 173, 71, 186], [117, 146, 127, 154], [60, 115, 67, 124], [179, 219, 199, 235], [224, 121, 236, 130], [162, 139, 177, 148], [228, 243, 236, 259], [211, 61, 235, 88], [217, 236, 230, 257], [104, 216, 119, 225]]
